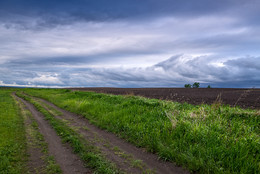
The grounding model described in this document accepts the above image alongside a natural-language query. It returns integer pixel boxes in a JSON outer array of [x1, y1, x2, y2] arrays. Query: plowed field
[[69, 88, 260, 109]]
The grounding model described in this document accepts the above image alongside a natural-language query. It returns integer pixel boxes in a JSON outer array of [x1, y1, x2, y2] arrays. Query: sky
[[0, 0, 260, 88]]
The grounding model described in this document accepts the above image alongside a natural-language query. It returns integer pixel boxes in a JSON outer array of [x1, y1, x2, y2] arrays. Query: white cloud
[[29, 74, 63, 85], [1, 14, 258, 66]]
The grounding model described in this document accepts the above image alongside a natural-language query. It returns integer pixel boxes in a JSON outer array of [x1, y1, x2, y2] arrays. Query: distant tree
[[184, 84, 191, 88], [192, 82, 200, 88], [207, 85, 211, 88]]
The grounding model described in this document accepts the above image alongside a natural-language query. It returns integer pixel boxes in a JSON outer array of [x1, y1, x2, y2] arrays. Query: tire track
[[15, 94, 92, 174], [34, 96, 189, 174], [14, 94, 49, 174]]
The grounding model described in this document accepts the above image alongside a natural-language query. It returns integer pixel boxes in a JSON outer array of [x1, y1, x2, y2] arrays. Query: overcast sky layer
[[0, 0, 260, 88]]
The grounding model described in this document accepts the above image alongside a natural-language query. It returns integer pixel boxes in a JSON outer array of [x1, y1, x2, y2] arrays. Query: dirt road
[[15, 94, 92, 174], [35, 97, 189, 174], [16, 93, 189, 174]]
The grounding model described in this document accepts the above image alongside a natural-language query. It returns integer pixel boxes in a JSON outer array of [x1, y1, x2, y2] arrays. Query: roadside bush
[[184, 84, 191, 88]]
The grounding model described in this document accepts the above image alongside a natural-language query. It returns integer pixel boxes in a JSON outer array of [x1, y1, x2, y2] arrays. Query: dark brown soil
[[68, 88, 260, 109], [35, 96, 190, 174], [15, 95, 92, 174]]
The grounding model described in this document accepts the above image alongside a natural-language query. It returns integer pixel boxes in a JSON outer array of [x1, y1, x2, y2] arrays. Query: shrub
[[192, 82, 200, 88], [184, 84, 191, 88]]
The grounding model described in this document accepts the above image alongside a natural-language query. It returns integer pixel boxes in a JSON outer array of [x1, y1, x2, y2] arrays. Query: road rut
[[15, 94, 92, 174], [34, 96, 189, 174]]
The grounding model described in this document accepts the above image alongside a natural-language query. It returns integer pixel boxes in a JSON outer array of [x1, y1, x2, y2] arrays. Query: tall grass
[[24, 88, 260, 173], [0, 89, 27, 173]]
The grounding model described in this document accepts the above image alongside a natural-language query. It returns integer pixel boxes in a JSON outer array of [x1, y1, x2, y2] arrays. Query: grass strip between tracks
[[16, 92, 120, 174], [23, 88, 260, 174], [0, 89, 27, 173]]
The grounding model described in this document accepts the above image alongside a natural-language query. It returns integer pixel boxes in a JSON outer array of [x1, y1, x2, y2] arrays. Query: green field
[[23, 88, 260, 173], [0, 89, 27, 173], [1, 87, 259, 173]]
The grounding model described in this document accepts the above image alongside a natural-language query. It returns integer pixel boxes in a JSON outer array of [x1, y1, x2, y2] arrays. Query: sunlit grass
[[24, 88, 260, 173]]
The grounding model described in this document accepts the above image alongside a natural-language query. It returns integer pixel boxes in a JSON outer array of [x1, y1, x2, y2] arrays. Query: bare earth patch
[[69, 88, 260, 109]]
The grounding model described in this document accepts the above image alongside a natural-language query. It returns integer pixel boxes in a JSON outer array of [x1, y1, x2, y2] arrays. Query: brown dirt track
[[15, 92, 189, 173], [68, 88, 260, 109], [15, 94, 92, 174]]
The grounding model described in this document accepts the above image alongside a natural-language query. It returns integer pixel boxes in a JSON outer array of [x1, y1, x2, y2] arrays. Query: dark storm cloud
[[86, 55, 260, 87], [225, 57, 260, 70], [0, 68, 36, 85], [1, 55, 259, 88], [0, 0, 231, 18], [1, 0, 259, 28], [2, 47, 162, 69]]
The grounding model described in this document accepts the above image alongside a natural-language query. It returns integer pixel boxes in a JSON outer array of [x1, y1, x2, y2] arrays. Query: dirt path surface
[[14, 95, 47, 173], [69, 88, 260, 109], [15, 95, 92, 174], [35, 96, 190, 174]]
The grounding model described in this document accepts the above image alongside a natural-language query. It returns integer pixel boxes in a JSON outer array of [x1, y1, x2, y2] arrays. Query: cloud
[[225, 56, 260, 70], [2, 55, 259, 88], [29, 74, 63, 85], [1, 0, 259, 30], [82, 55, 260, 87], [1, 14, 258, 65], [153, 55, 260, 84], [0, 1, 260, 88], [0, 80, 63, 88]]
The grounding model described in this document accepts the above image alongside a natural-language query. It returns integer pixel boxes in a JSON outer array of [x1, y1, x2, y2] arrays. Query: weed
[[131, 159, 144, 169], [165, 111, 178, 129], [46, 156, 62, 174], [113, 146, 120, 152], [211, 93, 222, 110], [235, 89, 252, 107]]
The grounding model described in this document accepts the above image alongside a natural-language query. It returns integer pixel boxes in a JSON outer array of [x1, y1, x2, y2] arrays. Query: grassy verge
[[15, 96, 61, 174], [24, 88, 260, 173], [0, 89, 27, 173], [16, 92, 120, 174], [34, 97, 153, 173]]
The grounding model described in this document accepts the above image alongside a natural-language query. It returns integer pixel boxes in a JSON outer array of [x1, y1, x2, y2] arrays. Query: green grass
[[16, 92, 120, 174], [23, 88, 260, 173], [0, 89, 27, 173], [34, 96, 150, 173]]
